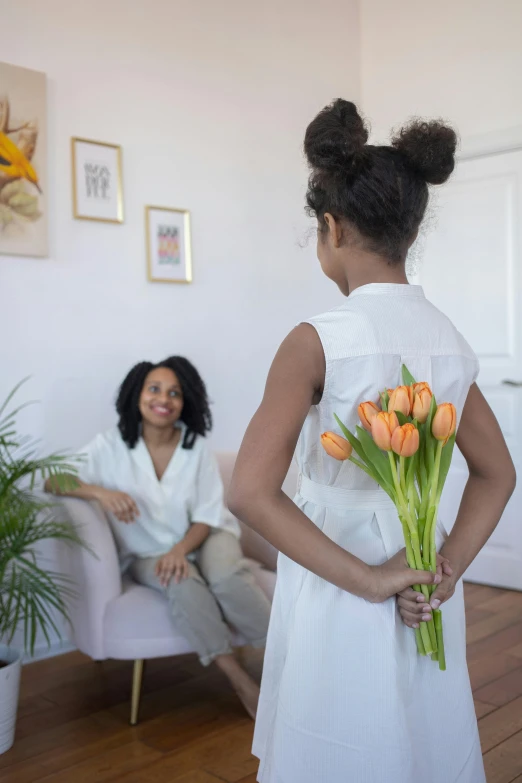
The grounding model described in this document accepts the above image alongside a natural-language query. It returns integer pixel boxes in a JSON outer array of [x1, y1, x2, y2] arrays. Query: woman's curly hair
[[116, 356, 212, 449]]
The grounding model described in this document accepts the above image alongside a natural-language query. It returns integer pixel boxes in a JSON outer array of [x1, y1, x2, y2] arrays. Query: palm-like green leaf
[[0, 382, 86, 655]]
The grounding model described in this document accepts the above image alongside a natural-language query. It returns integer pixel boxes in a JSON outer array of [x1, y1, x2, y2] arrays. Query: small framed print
[[71, 137, 124, 223], [145, 205, 192, 284]]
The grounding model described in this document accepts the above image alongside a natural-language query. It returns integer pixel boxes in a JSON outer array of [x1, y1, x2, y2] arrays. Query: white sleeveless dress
[[253, 284, 486, 783]]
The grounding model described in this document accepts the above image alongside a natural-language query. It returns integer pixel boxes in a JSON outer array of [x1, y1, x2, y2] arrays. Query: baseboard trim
[[22, 641, 76, 665]]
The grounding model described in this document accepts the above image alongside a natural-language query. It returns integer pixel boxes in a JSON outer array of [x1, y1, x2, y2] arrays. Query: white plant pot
[[0, 645, 21, 755]]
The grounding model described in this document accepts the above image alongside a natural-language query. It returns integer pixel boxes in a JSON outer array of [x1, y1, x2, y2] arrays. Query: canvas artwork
[[71, 138, 124, 223], [146, 206, 192, 283], [0, 62, 47, 257]]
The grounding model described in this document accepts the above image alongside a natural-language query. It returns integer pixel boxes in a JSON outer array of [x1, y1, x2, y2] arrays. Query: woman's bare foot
[[214, 653, 260, 720], [232, 673, 260, 720]]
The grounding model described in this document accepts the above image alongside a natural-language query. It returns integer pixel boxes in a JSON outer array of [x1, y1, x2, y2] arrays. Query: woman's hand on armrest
[[45, 475, 139, 523]]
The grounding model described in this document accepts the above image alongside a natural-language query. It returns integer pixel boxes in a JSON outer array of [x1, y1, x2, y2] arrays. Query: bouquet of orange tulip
[[321, 365, 457, 670]]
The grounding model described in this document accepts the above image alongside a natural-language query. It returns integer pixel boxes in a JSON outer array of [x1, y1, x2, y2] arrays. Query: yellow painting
[[0, 62, 47, 257]]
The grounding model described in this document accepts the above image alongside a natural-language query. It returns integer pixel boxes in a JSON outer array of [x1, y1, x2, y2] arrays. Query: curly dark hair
[[304, 99, 458, 264], [116, 356, 212, 450]]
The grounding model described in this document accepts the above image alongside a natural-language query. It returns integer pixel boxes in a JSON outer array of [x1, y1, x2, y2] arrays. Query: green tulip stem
[[415, 628, 426, 656], [434, 610, 446, 671], [389, 452, 436, 655], [424, 440, 447, 669], [399, 517, 426, 656], [399, 455, 407, 496], [424, 441, 444, 575]]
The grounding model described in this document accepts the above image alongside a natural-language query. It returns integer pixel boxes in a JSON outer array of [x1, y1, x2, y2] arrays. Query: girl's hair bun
[[304, 99, 369, 176], [391, 119, 458, 185]]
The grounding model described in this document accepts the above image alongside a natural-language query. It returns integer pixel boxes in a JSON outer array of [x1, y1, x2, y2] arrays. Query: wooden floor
[[1, 583, 522, 782]]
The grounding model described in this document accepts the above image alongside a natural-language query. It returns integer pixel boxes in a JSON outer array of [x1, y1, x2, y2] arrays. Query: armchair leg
[[130, 659, 145, 725]]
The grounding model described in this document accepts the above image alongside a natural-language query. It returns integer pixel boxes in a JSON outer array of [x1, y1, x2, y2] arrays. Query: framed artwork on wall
[[71, 137, 124, 223], [145, 205, 192, 284], [0, 61, 47, 257]]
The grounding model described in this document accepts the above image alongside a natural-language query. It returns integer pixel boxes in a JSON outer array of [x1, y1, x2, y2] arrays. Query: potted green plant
[[0, 381, 83, 754]]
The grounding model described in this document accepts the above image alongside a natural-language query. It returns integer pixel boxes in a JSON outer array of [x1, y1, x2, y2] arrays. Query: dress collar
[[348, 283, 425, 299]]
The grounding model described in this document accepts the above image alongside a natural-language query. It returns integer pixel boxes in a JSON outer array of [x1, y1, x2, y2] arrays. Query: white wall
[[1, 0, 360, 456], [360, 0, 522, 142], [1, 0, 359, 658]]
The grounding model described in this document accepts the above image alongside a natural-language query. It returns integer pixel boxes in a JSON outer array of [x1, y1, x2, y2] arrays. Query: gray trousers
[[129, 529, 271, 666]]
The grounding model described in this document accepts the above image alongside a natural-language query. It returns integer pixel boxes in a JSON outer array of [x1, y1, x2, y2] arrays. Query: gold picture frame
[[71, 137, 124, 223], [145, 205, 192, 284]]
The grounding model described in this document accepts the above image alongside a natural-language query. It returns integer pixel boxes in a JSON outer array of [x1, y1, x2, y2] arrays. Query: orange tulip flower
[[388, 385, 413, 417], [412, 382, 433, 424], [371, 411, 399, 451], [321, 432, 353, 461], [358, 401, 380, 432], [391, 422, 420, 457], [432, 403, 457, 444]]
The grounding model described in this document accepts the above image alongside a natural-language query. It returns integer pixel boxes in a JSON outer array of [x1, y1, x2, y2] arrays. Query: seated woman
[[47, 356, 270, 718]]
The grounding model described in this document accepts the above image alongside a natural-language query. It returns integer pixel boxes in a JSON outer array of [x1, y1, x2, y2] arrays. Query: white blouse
[[78, 426, 239, 562]]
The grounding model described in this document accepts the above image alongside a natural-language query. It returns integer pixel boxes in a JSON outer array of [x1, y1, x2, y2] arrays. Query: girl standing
[[229, 100, 515, 781]]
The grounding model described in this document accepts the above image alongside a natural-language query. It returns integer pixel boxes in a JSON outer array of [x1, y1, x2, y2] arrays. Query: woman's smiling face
[[138, 367, 184, 429]]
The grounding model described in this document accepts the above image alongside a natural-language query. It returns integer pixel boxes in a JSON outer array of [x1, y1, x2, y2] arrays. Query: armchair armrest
[[216, 450, 299, 573], [56, 497, 121, 660]]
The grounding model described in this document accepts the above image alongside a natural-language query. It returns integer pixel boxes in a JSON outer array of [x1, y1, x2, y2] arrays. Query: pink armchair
[[57, 451, 297, 724]]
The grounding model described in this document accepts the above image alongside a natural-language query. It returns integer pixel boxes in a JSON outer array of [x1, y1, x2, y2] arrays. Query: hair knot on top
[[304, 99, 458, 263]]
